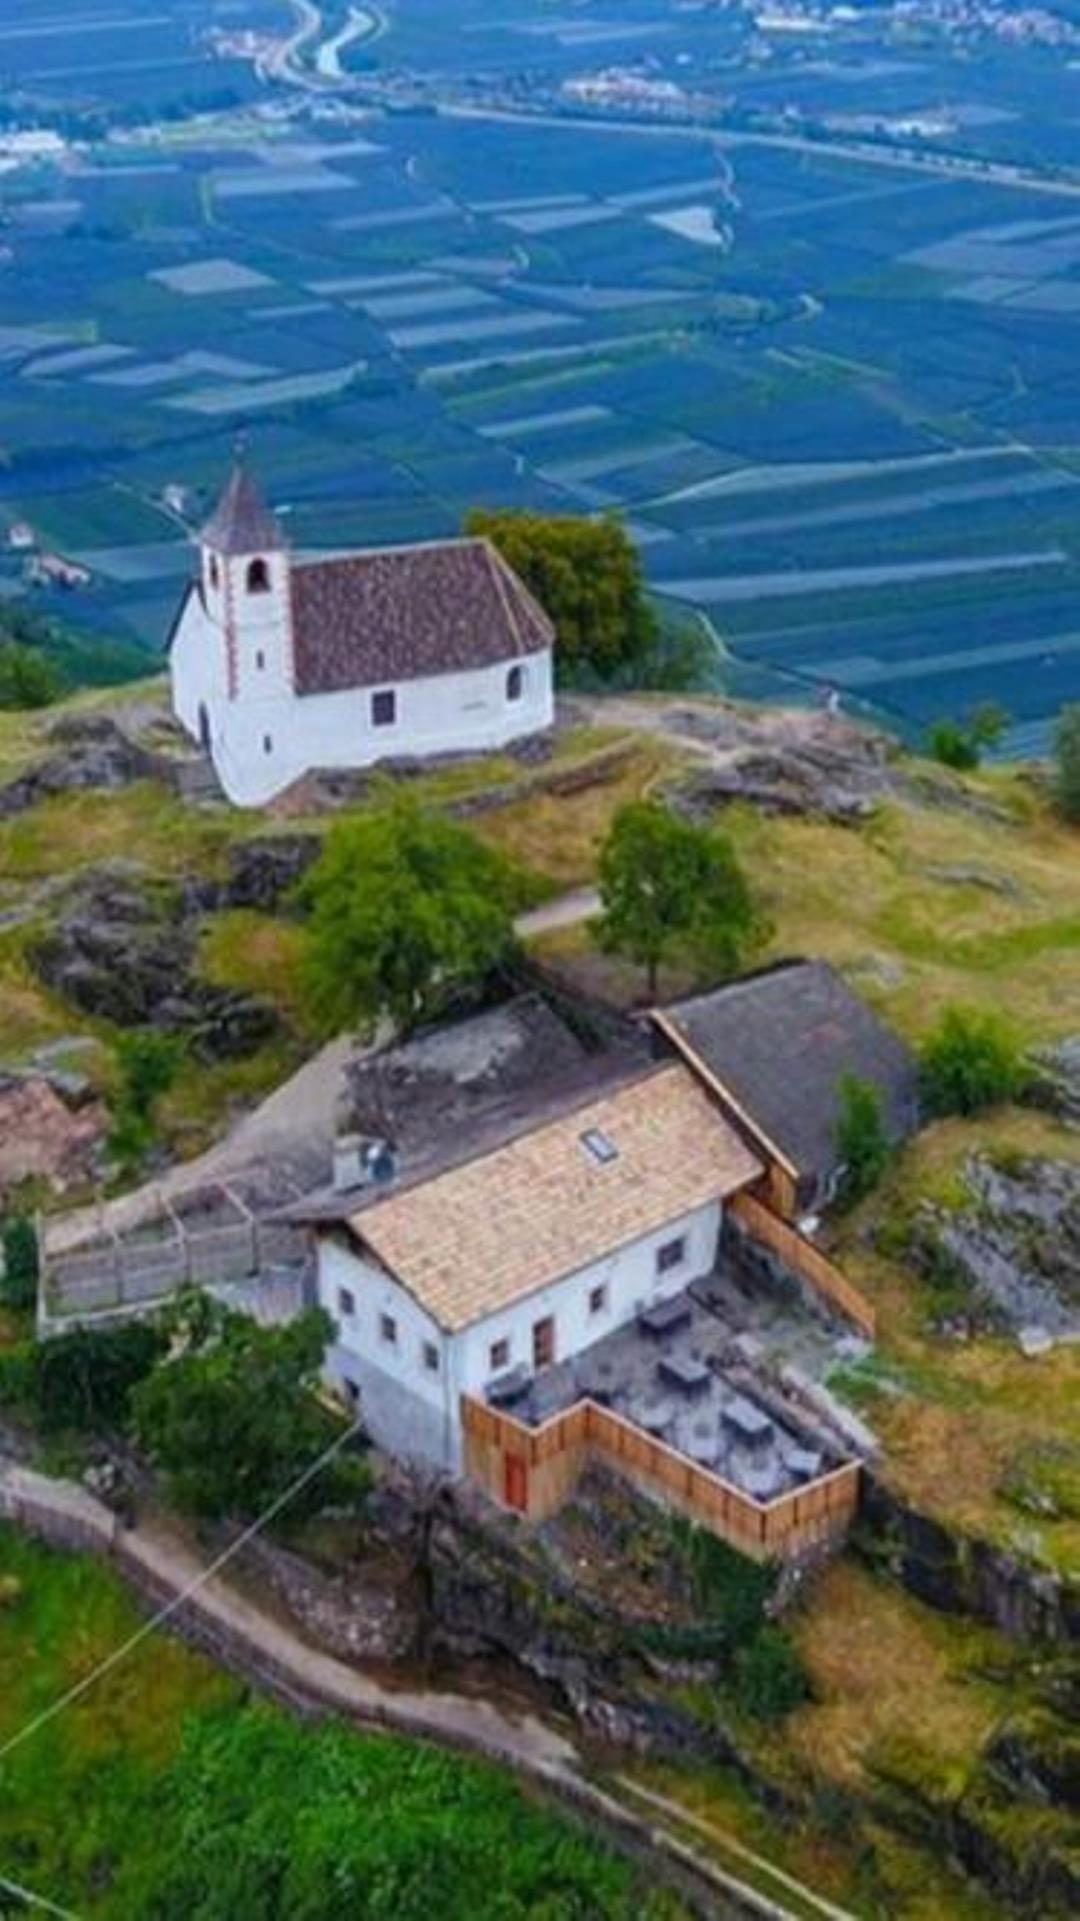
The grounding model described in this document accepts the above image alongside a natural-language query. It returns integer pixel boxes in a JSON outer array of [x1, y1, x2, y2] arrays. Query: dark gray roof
[[281, 993, 651, 1226], [199, 463, 285, 555], [290, 538, 553, 695], [657, 961, 918, 1195]]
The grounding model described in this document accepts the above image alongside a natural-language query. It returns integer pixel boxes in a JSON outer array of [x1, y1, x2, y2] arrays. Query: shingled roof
[[199, 463, 285, 555], [350, 1063, 762, 1331], [654, 962, 918, 1206], [290, 538, 553, 694]]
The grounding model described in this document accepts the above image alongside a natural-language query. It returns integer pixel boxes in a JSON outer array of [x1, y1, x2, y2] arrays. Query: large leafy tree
[[466, 508, 661, 684], [302, 788, 521, 1036], [132, 1299, 344, 1519], [595, 800, 761, 998]]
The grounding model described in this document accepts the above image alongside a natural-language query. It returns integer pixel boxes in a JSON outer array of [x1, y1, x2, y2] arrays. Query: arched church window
[[208, 555, 220, 590], [247, 558, 270, 595], [506, 664, 524, 702]]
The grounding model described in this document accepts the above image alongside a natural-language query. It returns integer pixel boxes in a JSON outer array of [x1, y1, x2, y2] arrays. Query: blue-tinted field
[[3, 0, 1080, 746]]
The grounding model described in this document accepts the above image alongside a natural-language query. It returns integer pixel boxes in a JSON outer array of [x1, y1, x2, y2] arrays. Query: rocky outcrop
[[31, 862, 277, 1059], [1027, 1035, 1080, 1124], [223, 834, 321, 913], [0, 1074, 106, 1197], [862, 1477, 1080, 1643], [0, 715, 168, 817], [909, 1154, 1080, 1341], [673, 736, 890, 826]]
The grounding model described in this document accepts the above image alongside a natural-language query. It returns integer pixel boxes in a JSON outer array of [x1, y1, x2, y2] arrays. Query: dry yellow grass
[[781, 1561, 1005, 1791], [474, 737, 687, 890]]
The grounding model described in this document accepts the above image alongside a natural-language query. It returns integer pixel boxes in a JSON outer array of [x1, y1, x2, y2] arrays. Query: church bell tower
[[197, 459, 291, 702]]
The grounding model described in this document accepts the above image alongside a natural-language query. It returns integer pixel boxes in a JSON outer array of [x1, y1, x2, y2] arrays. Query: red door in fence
[[503, 1452, 528, 1513]]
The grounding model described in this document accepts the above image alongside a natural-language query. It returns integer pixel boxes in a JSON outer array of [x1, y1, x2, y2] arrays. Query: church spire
[[199, 457, 284, 555]]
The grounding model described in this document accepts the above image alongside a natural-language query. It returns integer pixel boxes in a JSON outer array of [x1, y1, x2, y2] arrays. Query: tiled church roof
[[290, 538, 553, 694]]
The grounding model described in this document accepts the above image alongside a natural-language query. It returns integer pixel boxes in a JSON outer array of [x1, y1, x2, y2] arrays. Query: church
[[167, 463, 556, 806]]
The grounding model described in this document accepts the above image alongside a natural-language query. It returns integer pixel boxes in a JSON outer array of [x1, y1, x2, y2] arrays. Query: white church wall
[[169, 553, 554, 808]]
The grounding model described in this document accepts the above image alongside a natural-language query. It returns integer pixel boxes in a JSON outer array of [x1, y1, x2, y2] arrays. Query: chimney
[[332, 1133, 397, 1194]]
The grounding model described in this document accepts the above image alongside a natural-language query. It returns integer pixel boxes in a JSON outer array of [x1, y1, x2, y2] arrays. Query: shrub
[[919, 1006, 1027, 1118], [834, 1073, 891, 1208], [0, 1215, 39, 1314], [1053, 703, 1080, 824], [0, 642, 61, 711], [926, 703, 1008, 772], [731, 1623, 810, 1722], [107, 1029, 182, 1175]]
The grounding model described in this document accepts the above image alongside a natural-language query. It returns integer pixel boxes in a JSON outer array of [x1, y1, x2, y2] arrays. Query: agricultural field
[[4, 1, 1080, 745]]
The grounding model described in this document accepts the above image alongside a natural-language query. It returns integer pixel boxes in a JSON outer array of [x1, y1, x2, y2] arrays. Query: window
[[371, 688, 396, 728], [489, 1338, 510, 1372], [380, 1312, 397, 1346], [208, 555, 220, 590], [263, 734, 273, 755], [588, 1282, 607, 1317], [343, 1378, 360, 1407], [581, 1128, 618, 1166], [337, 1287, 355, 1320], [422, 1341, 440, 1373], [255, 649, 265, 671], [532, 1317, 555, 1369], [506, 664, 524, 702], [246, 557, 270, 594], [656, 1237, 686, 1275]]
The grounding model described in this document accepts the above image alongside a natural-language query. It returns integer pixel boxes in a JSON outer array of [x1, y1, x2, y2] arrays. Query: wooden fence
[[462, 1395, 860, 1562], [729, 1191, 876, 1340]]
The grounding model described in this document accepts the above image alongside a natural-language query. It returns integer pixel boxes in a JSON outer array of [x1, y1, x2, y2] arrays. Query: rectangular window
[[489, 1337, 510, 1372], [256, 649, 265, 671], [371, 688, 396, 728], [380, 1312, 398, 1346], [262, 734, 273, 754], [588, 1283, 607, 1316], [656, 1237, 686, 1275], [422, 1341, 440, 1373], [532, 1317, 555, 1369], [337, 1287, 355, 1320]]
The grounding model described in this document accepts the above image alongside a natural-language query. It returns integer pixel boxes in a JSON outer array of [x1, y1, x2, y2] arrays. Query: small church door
[[504, 1452, 528, 1513]]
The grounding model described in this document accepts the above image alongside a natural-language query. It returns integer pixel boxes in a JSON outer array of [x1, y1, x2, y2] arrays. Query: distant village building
[[167, 462, 556, 807], [161, 483, 189, 518], [26, 551, 91, 590], [6, 520, 35, 552]]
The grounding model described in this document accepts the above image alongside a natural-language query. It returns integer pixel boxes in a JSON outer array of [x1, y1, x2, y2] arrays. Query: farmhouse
[[284, 989, 883, 1559], [167, 462, 556, 807]]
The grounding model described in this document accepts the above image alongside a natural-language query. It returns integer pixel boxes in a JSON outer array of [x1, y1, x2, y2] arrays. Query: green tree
[[132, 1301, 353, 1519], [0, 1319, 166, 1433], [465, 508, 662, 686], [302, 789, 521, 1036], [919, 1006, 1027, 1118], [0, 642, 61, 710], [0, 1215, 39, 1314], [834, 1073, 891, 1208], [1053, 703, 1080, 824], [107, 1029, 181, 1174], [595, 800, 761, 998], [926, 703, 1008, 772]]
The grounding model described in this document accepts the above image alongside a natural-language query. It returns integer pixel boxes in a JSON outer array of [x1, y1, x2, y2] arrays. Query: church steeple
[[199, 459, 285, 556], [197, 456, 292, 705]]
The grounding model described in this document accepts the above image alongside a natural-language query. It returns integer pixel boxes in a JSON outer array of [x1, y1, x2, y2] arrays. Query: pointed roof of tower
[[199, 462, 285, 555]]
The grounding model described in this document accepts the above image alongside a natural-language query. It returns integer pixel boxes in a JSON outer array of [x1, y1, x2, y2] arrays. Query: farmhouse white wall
[[170, 570, 554, 808], [318, 1200, 722, 1472]]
